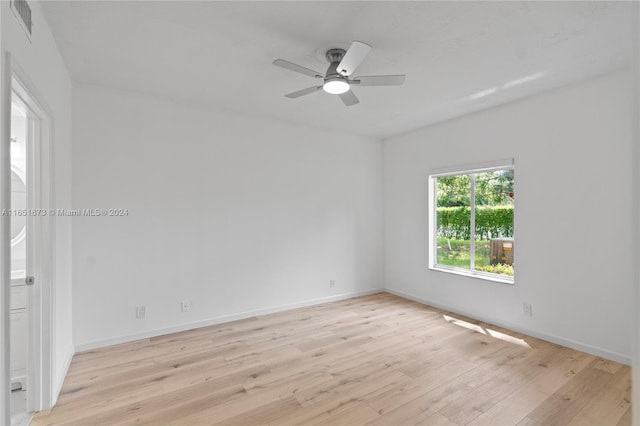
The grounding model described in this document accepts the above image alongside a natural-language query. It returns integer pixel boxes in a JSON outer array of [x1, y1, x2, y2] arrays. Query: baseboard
[[74, 286, 631, 364], [75, 288, 384, 352], [51, 344, 74, 407], [384, 288, 632, 365]]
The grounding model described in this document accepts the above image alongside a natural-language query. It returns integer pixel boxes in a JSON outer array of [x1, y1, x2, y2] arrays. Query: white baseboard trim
[[384, 288, 632, 366], [75, 288, 384, 353], [52, 344, 74, 407]]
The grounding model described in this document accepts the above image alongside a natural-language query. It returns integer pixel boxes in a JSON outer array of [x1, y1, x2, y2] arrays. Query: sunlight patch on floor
[[443, 314, 486, 334], [443, 314, 531, 348]]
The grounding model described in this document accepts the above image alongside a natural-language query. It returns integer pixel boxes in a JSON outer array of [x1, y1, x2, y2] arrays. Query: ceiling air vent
[[11, 0, 32, 40]]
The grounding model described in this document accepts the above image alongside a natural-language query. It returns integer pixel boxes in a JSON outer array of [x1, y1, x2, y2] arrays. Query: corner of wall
[[52, 344, 74, 407]]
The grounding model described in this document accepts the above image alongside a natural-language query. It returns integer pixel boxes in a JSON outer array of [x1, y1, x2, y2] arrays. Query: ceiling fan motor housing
[[326, 49, 351, 77], [325, 48, 346, 65]]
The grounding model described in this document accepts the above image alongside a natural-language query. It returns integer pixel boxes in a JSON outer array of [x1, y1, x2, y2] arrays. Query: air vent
[[11, 0, 32, 40]]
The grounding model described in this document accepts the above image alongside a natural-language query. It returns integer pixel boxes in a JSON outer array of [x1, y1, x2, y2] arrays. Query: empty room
[[1, 1, 638, 425]]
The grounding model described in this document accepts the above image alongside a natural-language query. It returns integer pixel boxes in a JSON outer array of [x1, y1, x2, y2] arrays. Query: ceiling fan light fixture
[[323, 78, 350, 94], [273, 40, 406, 106]]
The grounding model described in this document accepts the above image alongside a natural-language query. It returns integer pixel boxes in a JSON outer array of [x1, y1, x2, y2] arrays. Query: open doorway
[[8, 74, 54, 426]]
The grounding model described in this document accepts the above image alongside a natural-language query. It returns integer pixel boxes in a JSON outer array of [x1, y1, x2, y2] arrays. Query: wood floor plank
[[594, 357, 624, 374], [617, 406, 632, 426], [467, 386, 550, 426], [439, 341, 565, 424], [567, 365, 631, 426], [294, 365, 411, 407], [516, 416, 544, 426], [526, 360, 619, 425], [566, 385, 629, 426], [364, 376, 475, 426], [211, 395, 301, 425], [311, 401, 380, 426], [416, 412, 460, 426], [527, 347, 596, 396], [273, 392, 380, 425], [32, 292, 631, 426]]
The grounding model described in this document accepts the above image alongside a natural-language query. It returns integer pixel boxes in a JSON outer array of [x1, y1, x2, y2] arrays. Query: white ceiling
[[40, 1, 633, 139]]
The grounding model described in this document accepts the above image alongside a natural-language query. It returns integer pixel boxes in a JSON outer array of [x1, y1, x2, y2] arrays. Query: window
[[429, 159, 514, 283]]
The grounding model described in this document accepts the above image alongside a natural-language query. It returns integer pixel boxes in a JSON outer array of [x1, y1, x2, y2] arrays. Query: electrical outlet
[[136, 306, 146, 319], [329, 279, 335, 288], [523, 303, 532, 317], [181, 301, 190, 313]]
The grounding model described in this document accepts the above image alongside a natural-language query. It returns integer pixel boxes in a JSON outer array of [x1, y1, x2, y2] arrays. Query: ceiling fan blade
[[352, 75, 406, 86], [338, 90, 360, 106], [273, 59, 324, 79], [337, 41, 372, 76], [285, 86, 323, 98]]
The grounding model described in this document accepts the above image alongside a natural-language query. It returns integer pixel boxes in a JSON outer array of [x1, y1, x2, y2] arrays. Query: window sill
[[429, 265, 514, 285]]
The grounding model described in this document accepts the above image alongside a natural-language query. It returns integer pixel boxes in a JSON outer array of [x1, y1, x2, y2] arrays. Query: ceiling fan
[[273, 40, 406, 107]]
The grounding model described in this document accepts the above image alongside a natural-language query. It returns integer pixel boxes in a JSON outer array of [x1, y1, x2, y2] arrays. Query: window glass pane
[[436, 175, 471, 270], [474, 169, 514, 277]]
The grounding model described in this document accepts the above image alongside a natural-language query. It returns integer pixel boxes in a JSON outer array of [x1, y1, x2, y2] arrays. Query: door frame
[[1, 49, 12, 426], [3, 54, 55, 417]]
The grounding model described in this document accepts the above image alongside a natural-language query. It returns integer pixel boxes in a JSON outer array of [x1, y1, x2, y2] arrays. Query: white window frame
[[428, 159, 515, 284]]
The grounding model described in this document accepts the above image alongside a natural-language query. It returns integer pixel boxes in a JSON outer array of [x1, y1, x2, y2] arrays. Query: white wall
[[72, 84, 383, 349], [383, 69, 634, 363], [1, 0, 74, 405]]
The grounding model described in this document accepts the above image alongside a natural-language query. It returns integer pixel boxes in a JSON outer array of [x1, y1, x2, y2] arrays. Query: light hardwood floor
[[32, 293, 631, 425]]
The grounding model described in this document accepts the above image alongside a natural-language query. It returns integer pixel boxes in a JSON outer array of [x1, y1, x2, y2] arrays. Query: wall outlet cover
[[136, 306, 146, 319]]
